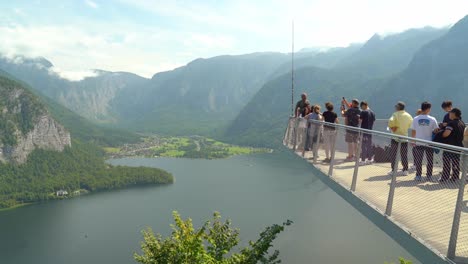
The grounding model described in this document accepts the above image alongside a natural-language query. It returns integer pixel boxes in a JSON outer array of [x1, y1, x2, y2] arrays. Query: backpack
[[433, 130, 448, 144], [374, 145, 391, 163]]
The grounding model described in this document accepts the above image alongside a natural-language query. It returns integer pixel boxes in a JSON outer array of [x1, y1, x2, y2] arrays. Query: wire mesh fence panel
[[350, 130, 395, 213], [326, 126, 355, 189], [455, 155, 468, 259], [389, 144, 463, 256], [283, 117, 297, 149], [301, 122, 330, 175], [294, 118, 308, 153]]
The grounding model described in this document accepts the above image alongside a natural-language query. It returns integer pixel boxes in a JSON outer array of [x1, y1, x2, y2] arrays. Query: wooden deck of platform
[[295, 148, 468, 260]]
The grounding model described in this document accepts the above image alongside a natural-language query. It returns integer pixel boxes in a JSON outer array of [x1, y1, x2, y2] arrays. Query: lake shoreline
[[0, 202, 33, 212], [0, 182, 173, 212]]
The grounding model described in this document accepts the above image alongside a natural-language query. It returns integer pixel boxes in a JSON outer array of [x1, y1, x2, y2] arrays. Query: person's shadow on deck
[[362, 175, 460, 191], [392, 180, 459, 191], [364, 174, 409, 182]]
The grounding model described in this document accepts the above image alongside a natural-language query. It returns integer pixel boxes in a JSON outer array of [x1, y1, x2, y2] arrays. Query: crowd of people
[[294, 93, 468, 183]]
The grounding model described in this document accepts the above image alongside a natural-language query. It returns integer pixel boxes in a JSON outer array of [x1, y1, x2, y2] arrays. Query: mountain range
[[0, 52, 291, 135], [1, 15, 468, 149]]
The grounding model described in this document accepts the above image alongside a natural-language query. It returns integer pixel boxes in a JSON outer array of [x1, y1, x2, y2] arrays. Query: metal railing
[[283, 117, 468, 263]]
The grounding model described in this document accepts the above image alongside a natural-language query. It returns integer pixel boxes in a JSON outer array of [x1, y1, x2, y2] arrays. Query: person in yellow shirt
[[388, 101, 413, 176]]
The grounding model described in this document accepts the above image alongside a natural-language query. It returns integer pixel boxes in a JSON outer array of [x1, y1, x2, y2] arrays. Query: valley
[[104, 135, 271, 159]]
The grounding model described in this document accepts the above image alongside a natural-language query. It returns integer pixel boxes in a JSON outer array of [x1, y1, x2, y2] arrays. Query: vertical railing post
[[302, 120, 309, 158], [447, 153, 468, 260], [313, 123, 322, 163], [328, 127, 339, 177], [283, 117, 292, 148], [292, 118, 298, 151], [386, 140, 401, 216], [351, 131, 363, 191]]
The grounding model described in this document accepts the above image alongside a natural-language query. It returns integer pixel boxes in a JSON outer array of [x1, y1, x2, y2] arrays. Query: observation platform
[[284, 117, 468, 264]]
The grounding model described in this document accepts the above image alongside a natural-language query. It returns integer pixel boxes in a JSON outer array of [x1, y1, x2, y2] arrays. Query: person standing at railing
[[440, 101, 453, 128], [409, 108, 424, 172], [342, 99, 361, 162], [304, 105, 323, 156], [388, 101, 413, 176], [304, 102, 312, 116], [359, 101, 376, 166], [438, 108, 466, 182], [410, 102, 439, 181], [295, 93, 309, 117], [322, 102, 339, 163]]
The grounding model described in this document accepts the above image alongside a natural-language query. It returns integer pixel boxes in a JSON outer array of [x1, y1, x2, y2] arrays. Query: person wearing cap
[[295, 93, 309, 117], [439, 108, 466, 182], [411, 102, 439, 181], [342, 99, 361, 161], [388, 101, 413, 176]]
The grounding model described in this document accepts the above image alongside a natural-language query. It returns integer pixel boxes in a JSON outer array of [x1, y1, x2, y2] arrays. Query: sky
[[0, 0, 467, 80]]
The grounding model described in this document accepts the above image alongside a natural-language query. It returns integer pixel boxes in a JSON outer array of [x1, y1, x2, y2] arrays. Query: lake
[[0, 152, 420, 264]]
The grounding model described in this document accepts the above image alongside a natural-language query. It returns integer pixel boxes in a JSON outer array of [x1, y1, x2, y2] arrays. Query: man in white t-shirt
[[411, 102, 439, 181]]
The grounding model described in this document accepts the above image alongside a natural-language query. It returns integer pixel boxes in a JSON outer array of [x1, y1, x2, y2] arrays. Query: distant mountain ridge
[[0, 56, 149, 123], [114, 52, 290, 134], [270, 44, 363, 79], [370, 15, 468, 117], [0, 52, 291, 135], [335, 27, 448, 78]]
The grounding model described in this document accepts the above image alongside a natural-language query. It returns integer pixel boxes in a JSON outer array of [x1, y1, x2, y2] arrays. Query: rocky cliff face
[[0, 76, 71, 164], [0, 115, 71, 164]]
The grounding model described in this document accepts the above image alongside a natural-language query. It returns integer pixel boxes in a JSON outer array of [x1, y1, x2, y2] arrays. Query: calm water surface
[[0, 152, 419, 264]]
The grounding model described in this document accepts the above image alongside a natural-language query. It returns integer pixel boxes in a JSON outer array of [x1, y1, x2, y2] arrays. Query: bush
[[135, 211, 292, 264]]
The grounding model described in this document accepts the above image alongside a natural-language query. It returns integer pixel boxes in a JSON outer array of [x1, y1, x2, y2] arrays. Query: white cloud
[[85, 0, 99, 9], [1, 0, 467, 79], [48, 67, 100, 81], [120, 0, 468, 49], [184, 34, 235, 50], [13, 8, 26, 16], [0, 23, 185, 79]]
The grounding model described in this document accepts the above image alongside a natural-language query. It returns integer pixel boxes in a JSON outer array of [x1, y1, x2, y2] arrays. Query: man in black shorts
[[342, 99, 361, 161]]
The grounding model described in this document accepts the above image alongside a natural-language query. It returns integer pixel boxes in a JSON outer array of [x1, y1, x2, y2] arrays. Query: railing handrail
[[290, 116, 468, 154]]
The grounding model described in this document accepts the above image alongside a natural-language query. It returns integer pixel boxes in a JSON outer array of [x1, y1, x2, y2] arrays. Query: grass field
[[106, 136, 270, 159]]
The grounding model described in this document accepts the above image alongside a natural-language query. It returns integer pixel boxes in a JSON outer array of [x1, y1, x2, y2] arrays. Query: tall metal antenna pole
[[291, 20, 295, 117]]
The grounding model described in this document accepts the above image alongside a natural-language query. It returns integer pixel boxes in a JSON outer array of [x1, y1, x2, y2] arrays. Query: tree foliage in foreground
[[386, 258, 412, 264], [135, 211, 292, 264]]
